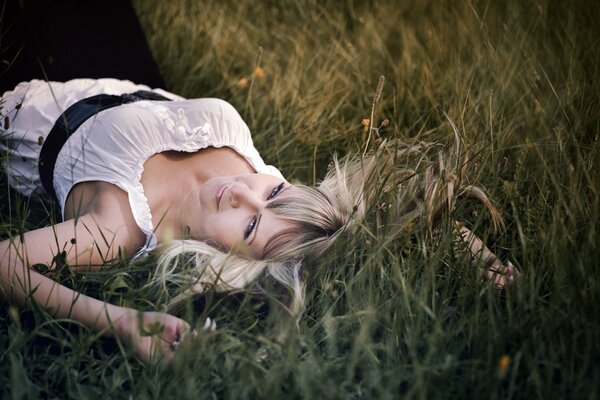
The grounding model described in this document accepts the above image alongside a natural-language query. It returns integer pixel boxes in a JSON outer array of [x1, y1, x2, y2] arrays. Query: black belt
[[39, 90, 171, 200]]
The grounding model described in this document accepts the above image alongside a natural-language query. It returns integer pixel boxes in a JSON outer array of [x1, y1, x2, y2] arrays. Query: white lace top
[[1, 79, 284, 258]]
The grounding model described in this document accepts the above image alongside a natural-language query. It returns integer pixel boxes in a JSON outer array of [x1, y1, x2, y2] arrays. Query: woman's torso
[[63, 146, 257, 250], [1, 79, 284, 257]]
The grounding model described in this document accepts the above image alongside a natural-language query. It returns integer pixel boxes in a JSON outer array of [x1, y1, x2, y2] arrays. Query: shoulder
[[171, 98, 252, 144], [179, 98, 244, 122]]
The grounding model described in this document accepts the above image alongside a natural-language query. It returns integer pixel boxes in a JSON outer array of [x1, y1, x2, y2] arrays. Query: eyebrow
[[247, 183, 290, 255]]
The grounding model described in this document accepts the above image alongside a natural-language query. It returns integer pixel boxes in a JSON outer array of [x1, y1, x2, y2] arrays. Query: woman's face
[[193, 173, 294, 259]]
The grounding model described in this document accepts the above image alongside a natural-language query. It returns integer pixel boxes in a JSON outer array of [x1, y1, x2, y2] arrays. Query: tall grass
[[2, 0, 599, 398]]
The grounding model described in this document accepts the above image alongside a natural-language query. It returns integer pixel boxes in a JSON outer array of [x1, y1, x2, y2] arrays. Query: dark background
[[0, 0, 165, 93]]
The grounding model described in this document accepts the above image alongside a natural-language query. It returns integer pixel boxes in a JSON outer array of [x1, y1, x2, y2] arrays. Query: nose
[[229, 183, 263, 209]]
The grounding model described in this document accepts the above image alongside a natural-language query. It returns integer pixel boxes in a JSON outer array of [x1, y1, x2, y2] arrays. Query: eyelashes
[[267, 182, 285, 200], [244, 182, 285, 240], [244, 216, 257, 239]]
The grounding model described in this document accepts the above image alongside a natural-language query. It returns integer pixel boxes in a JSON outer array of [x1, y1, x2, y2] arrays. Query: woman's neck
[[141, 147, 256, 241]]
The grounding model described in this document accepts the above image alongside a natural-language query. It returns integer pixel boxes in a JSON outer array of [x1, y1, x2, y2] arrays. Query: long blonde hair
[[153, 139, 503, 317]]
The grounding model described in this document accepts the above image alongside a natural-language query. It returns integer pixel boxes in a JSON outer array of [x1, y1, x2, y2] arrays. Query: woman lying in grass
[[0, 78, 517, 364]]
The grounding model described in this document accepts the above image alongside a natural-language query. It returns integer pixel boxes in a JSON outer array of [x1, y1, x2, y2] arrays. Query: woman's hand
[[114, 309, 196, 364], [484, 258, 519, 288], [0, 215, 197, 365], [455, 223, 520, 289]]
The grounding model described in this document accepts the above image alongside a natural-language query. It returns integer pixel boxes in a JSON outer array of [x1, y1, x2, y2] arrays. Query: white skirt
[[0, 78, 179, 197]]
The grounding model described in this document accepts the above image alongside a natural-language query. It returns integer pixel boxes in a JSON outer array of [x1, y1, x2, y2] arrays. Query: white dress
[[0, 79, 284, 257]]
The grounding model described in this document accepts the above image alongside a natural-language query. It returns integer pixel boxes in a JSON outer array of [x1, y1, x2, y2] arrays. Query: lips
[[216, 183, 230, 210]]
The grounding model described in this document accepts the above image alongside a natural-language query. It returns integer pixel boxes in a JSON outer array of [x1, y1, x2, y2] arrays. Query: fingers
[[202, 317, 217, 332], [168, 318, 191, 352], [125, 312, 220, 365], [175, 319, 192, 340], [168, 316, 217, 355], [507, 261, 520, 278], [486, 260, 521, 289]]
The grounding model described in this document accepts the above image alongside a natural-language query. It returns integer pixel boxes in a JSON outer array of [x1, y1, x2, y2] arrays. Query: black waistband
[[39, 90, 172, 201]]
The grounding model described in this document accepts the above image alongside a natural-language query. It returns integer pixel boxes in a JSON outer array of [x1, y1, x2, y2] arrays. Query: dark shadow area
[[0, 0, 165, 93], [0, 0, 167, 230]]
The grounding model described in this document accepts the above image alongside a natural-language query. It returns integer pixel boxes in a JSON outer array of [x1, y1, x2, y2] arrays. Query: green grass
[[2, 0, 600, 398]]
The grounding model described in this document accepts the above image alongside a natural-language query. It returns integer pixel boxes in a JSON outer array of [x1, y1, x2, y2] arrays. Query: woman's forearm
[[0, 238, 129, 336], [0, 210, 148, 334], [1, 236, 194, 363]]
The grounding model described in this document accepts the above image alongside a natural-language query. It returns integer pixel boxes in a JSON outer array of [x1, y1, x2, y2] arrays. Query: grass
[[2, 0, 600, 398]]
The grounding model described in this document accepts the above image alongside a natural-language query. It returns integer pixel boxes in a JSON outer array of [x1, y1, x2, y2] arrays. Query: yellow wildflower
[[499, 355, 510, 369], [497, 355, 511, 379]]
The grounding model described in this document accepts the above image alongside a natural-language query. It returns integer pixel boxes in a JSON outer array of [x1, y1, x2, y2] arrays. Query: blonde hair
[[153, 139, 503, 317]]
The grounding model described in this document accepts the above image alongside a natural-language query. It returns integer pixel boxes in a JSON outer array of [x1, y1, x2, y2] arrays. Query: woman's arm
[[455, 223, 518, 288], [0, 213, 193, 363]]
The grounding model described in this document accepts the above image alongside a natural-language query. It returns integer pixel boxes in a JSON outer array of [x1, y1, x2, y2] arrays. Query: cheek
[[205, 214, 243, 250]]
